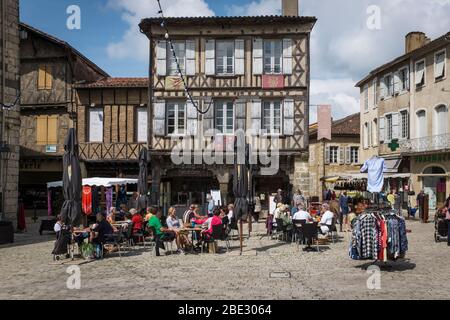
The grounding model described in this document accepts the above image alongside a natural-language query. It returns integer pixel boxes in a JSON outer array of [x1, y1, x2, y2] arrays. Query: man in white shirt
[[319, 203, 334, 234], [292, 204, 312, 222], [227, 204, 234, 224]]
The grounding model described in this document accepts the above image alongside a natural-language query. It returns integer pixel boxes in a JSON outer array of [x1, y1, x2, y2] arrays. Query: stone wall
[[0, 0, 20, 221]]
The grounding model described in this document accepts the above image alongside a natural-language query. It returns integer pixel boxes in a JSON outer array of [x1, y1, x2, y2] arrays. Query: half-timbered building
[[139, 1, 316, 210]]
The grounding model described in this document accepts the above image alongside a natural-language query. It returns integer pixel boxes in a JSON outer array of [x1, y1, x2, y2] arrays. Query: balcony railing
[[79, 143, 146, 161], [399, 133, 450, 154]]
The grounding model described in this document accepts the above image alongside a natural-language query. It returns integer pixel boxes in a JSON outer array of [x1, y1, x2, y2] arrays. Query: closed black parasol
[[137, 147, 149, 211], [60, 128, 82, 226]]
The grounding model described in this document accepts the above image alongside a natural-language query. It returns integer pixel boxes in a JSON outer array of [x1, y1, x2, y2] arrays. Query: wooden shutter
[[282, 38, 293, 75], [380, 78, 386, 99], [339, 147, 345, 164], [38, 65, 46, 90], [137, 108, 148, 142], [89, 108, 104, 142], [156, 40, 167, 76], [186, 40, 196, 76], [415, 62, 424, 85], [45, 65, 53, 89], [235, 39, 245, 75], [203, 99, 214, 136], [235, 99, 246, 131], [283, 99, 294, 136], [205, 39, 215, 76], [345, 146, 351, 165], [251, 99, 262, 135], [392, 112, 399, 140], [36, 116, 48, 145], [253, 38, 263, 75], [324, 146, 330, 165], [379, 116, 386, 143], [393, 71, 400, 93], [187, 100, 198, 136], [47, 116, 58, 145], [153, 100, 166, 136], [435, 52, 445, 79]]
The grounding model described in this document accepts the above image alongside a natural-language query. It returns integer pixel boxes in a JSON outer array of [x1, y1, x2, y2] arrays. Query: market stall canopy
[[47, 178, 138, 189], [344, 172, 410, 179]]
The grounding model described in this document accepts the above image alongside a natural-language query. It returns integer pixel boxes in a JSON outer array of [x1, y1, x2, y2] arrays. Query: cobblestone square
[[1, 218, 449, 300]]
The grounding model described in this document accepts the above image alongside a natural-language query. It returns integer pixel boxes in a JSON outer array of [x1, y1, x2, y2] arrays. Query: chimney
[[405, 32, 430, 54], [282, 0, 299, 16]]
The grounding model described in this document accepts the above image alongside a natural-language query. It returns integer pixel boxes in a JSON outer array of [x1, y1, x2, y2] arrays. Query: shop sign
[[46, 145, 57, 153], [415, 153, 450, 163]]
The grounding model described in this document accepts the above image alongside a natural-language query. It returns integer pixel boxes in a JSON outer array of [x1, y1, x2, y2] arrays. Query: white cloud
[[226, 0, 280, 16], [106, 0, 214, 62], [310, 78, 360, 124]]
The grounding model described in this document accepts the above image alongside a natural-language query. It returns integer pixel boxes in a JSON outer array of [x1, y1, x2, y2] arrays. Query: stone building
[[139, 0, 316, 210], [0, 0, 20, 222], [18, 23, 108, 213], [309, 113, 361, 200], [357, 31, 450, 209]]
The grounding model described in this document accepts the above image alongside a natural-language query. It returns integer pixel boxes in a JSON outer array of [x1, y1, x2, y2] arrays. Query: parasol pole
[[238, 165, 243, 255]]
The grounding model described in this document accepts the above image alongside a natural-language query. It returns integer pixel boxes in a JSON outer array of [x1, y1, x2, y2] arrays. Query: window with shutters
[[434, 50, 446, 80], [329, 146, 339, 164], [363, 84, 369, 111], [384, 74, 394, 96], [415, 59, 426, 87], [263, 40, 282, 74], [38, 65, 53, 90], [262, 101, 282, 134], [435, 105, 448, 136], [372, 79, 377, 107], [400, 110, 409, 140], [372, 118, 378, 146], [363, 123, 369, 149], [167, 41, 186, 76], [88, 108, 104, 142], [167, 101, 186, 135], [36, 115, 58, 145], [416, 110, 427, 138], [216, 41, 234, 75], [398, 66, 409, 91], [137, 108, 148, 143], [350, 147, 359, 164], [386, 114, 393, 141], [215, 101, 234, 134]]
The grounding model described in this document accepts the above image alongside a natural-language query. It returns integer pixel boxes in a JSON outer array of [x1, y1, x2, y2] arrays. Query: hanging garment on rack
[[115, 185, 127, 209], [92, 186, 100, 214], [350, 210, 408, 261], [360, 157, 387, 193], [106, 188, 113, 214], [82, 186, 92, 215]]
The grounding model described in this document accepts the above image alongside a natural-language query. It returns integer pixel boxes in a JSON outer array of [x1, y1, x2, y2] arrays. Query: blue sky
[[20, 0, 450, 122]]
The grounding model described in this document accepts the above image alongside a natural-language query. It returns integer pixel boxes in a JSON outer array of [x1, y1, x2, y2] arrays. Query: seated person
[[193, 208, 223, 248], [279, 205, 293, 232], [130, 209, 143, 234], [148, 210, 176, 256], [115, 204, 128, 221], [182, 204, 203, 224], [292, 204, 313, 222], [166, 207, 191, 253], [318, 203, 334, 234], [90, 213, 114, 245], [145, 206, 156, 222], [107, 207, 116, 225]]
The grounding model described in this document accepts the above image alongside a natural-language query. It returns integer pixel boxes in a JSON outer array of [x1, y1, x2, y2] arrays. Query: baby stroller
[[434, 209, 448, 243], [52, 226, 72, 261]]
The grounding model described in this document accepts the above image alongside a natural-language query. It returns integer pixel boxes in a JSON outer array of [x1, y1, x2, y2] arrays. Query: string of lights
[[156, 0, 213, 115]]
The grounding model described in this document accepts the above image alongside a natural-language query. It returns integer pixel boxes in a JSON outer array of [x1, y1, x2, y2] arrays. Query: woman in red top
[[194, 208, 223, 248], [130, 208, 143, 234]]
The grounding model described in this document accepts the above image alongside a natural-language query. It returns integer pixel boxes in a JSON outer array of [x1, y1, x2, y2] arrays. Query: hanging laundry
[[82, 186, 92, 215]]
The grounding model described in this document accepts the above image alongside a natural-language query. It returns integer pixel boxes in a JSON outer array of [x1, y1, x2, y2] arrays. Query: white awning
[[343, 172, 410, 180], [47, 177, 138, 189], [384, 157, 403, 173]]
